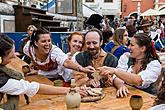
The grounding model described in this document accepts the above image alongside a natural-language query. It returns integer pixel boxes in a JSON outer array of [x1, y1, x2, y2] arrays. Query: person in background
[[138, 18, 165, 51], [104, 28, 130, 59], [101, 17, 114, 49], [67, 32, 85, 61], [17, 25, 37, 64], [99, 33, 161, 97], [23, 27, 95, 85], [75, 28, 118, 87], [0, 33, 87, 109], [85, 14, 103, 30]]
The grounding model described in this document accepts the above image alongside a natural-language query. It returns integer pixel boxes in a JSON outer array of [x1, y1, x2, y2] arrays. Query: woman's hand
[[116, 85, 130, 98], [81, 66, 95, 73], [99, 66, 115, 76]]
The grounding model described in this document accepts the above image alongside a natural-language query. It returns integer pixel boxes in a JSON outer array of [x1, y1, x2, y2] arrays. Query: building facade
[[83, 0, 121, 21], [121, 0, 165, 19]]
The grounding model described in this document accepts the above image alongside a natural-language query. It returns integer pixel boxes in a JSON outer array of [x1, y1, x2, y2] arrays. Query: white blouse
[[117, 52, 161, 89], [0, 79, 39, 97], [23, 41, 72, 82]]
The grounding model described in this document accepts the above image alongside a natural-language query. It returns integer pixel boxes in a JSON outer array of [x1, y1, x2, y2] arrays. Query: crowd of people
[[0, 13, 165, 109]]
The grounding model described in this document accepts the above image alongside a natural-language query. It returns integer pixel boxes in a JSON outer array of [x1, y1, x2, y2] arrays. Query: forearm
[[38, 84, 69, 95], [113, 77, 125, 89], [63, 59, 82, 71], [114, 69, 142, 86]]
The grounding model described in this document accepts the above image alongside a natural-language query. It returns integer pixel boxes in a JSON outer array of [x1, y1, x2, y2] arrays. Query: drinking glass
[[129, 95, 143, 110]]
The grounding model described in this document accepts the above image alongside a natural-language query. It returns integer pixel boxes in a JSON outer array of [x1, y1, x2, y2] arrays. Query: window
[[56, 0, 73, 13], [104, 0, 113, 2], [86, 0, 94, 2]]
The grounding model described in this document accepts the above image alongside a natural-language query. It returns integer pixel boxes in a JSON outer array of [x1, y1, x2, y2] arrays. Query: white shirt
[[0, 79, 39, 97], [117, 52, 161, 89], [23, 41, 72, 82]]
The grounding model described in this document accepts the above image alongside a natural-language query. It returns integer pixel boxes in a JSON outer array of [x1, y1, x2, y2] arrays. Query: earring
[[0, 57, 2, 64]]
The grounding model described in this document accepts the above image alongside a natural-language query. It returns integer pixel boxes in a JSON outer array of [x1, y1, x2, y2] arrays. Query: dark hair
[[0, 34, 14, 57], [102, 30, 113, 44], [113, 28, 127, 46], [131, 33, 159, 70], [30, 27, 50, 48], [67, 32, 84, 52], [85, 28, 103, 42]]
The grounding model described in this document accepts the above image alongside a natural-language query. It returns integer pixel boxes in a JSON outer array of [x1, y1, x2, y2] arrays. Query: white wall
[[0, 15, 15, 32], [82, 0, 121, 16]]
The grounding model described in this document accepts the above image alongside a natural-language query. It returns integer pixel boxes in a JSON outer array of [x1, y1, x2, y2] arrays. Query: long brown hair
[[113, 28, 127, 46], [131, 33, 159, 71]]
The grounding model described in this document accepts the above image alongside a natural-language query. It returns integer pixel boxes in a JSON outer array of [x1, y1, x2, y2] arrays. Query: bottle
[[65, 79, 81, 110]]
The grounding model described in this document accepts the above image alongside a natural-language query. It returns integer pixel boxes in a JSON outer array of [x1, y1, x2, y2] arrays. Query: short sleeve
[[138, 60, 161, 88], [50, 45, 68, 66]]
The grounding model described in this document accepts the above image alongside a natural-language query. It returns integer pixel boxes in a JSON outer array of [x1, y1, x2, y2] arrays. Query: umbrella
[[140, 8, 160, 16]]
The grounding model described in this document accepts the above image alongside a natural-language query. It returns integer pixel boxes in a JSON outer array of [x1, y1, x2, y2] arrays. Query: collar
[[93, 49, 107, 59]]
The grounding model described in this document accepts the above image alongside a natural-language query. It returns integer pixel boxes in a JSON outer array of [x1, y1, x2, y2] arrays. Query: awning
[[159, 9, 165, 15], [82, 4, 98, 17], [140, 8, 160, 16]]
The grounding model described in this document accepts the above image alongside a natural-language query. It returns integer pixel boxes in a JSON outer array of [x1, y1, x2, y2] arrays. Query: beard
[[87, 48, 99, 57]]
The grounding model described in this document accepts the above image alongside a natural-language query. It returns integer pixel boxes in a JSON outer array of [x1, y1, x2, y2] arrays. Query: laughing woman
[[0, 34, 87, 110], [100, 33, 161, 97], [23, 27, 95, 83], [67, 32, 85, 61]]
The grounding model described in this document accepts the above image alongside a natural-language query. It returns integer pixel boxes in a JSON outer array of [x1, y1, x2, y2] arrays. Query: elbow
[[132, 78, 143, 86]]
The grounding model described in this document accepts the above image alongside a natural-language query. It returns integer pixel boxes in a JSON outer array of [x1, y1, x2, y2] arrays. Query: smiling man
[[75, 28, 118, 87]]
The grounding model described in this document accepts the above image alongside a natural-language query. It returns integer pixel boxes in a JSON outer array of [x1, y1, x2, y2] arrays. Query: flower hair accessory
[[151, 41, 157, 58]]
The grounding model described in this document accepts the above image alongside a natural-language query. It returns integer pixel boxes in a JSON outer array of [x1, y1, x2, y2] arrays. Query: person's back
[[104, 28, 130, 59]]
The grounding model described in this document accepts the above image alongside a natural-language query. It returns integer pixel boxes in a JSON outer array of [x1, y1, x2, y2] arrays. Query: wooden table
[[7, 57, 155, 110], [19, 86, 155, 110]]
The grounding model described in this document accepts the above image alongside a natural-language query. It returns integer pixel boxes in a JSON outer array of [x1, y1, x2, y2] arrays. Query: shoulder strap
[[111, 45, 120, 54]]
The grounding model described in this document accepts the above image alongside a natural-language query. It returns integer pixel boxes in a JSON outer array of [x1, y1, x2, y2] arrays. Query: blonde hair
[[27, 25, 37, 31]]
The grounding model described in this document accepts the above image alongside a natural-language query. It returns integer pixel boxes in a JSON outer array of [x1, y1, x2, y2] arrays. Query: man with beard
[[75, 28, 118, 87]]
